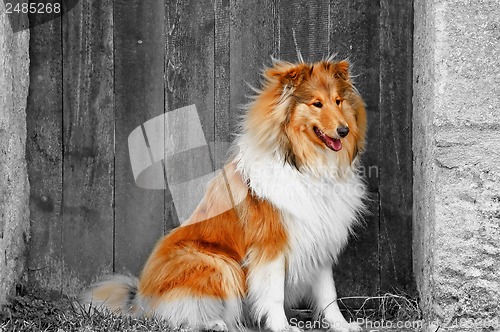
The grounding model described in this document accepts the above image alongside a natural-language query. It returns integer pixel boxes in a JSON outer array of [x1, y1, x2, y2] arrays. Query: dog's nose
[[337, 126, 349, 138]]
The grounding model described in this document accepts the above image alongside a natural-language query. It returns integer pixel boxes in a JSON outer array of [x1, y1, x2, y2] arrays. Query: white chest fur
[[237, 151, 365, 292]]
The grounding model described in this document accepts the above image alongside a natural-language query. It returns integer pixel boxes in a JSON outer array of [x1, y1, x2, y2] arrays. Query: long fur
[[82, 58, 367, 332]]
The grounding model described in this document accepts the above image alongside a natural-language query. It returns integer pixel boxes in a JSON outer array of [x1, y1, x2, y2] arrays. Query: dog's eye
[[312, 101, 323, 108], [336, 99, 342, 105]]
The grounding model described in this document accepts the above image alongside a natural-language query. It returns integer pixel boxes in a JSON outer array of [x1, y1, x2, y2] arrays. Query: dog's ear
[[265, 63, 309, 87], [332, 60, 350, 80], [281, 67, 307, 87]]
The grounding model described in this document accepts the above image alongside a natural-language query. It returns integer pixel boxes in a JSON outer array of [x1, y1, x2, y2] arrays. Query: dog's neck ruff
[[235, 134, 364, 217], [235, 133, 366, 291], [235, 130, 360, 186]]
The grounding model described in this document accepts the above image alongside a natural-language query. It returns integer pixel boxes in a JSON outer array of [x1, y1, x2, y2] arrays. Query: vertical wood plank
[[23, 0, 414, 299], [26, 13, 63, 295], [114, 0, 166, 276], [330, 0, 381, 193], [214, 0, 230, 167], [165, 0, 214, 133], [279, 0, 330, 62], [379, 0, 414, 294], [329, 0, 381, 299], [165, 0, 215, 226], [334, 198, 380, 301], [61, 0, 114, 294], [277, 0, 380, 298], [230, 0, 279, 132]]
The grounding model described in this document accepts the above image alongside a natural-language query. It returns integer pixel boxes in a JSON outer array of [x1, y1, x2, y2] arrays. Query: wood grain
[[114, 0, 166, 276], [230, 0, 279, 131], [61, 0, 114, 295], [329, 0, 381, 298], [165, 0, 215, 227], [214, 0, 231, 169], [379, 0, 415, 294], [24, 0, 415, 299], [279, 0, 330, 62], [329, 0, 381, 193], [26, 13, 64, 295]]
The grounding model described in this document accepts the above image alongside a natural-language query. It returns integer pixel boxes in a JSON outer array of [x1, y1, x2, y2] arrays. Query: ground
[[0, 288, 422, 332]]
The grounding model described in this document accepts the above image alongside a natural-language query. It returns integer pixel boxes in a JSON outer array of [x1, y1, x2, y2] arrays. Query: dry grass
[[338, 292, 422, 322], [0, 291, 173, 332], [290, 292, 423, 331], [0, 288, 421, 332]]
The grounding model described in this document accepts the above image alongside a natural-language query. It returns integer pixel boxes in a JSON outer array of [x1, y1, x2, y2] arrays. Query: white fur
[[246, 254, 289, 331], [80, 275, 141, 316], [147, 296, 242, 330], [237, 136, 365, 281], [312, 266, 362, 332], [223, 298, 244, 331], [236, 131, 365, 327]]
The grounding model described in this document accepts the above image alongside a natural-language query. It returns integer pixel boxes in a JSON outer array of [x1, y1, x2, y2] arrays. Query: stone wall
[[413, 0, 500, 326], [0, 7, 30, 304]]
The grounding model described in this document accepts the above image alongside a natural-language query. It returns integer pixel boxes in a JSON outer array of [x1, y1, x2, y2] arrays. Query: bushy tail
[[80, 275, 144, 317]]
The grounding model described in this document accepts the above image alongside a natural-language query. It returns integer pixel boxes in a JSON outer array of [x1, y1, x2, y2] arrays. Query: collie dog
[[83, 58, 367, 332]]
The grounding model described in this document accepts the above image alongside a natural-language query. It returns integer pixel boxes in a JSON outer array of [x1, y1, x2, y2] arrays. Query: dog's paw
[[327, 321, 362, 332], [203, 319, 228, 332], [273, 325, 302, 332], [286, 325, 303, 332], [266, 322, 303, 332]]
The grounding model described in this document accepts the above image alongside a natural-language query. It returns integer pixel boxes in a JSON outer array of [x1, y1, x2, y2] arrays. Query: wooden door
[[26, 0, 414, 300]]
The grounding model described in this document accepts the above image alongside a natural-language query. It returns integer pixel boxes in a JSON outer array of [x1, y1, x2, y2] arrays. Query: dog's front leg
[[312, 266, 362, 332], [247, 254, 298, 332]]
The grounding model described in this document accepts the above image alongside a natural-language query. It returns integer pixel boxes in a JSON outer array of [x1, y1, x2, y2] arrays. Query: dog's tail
[[80, 275, 145, 317]]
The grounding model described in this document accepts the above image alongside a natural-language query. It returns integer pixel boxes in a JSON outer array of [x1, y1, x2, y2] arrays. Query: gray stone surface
[[0, 6, 30, 304], [413, 0, 500, 327]]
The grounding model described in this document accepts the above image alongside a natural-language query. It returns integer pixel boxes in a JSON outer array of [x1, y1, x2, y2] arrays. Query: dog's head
[[245, 59, 367, 175]]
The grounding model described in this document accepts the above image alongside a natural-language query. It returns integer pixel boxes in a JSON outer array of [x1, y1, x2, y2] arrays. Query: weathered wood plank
[[114, 0, 166, 276], [61, 0, 114, 295], [379, 0, 414, 294], [214, 0, 231, 168], [165, 0, 215, 226], [335, 196, 380, 304], [329, 0, 381, 298], [277, 0, 380, 298], [23, 0, 414, 300], [279, 0, 330, 62], [165, 0, 215, 135], [230, 0, 279, 132], [330, 0, 381, 193], [26, 13, 64, 295]]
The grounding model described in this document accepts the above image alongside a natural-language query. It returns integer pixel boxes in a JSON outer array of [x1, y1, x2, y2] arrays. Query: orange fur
[[245, 59, 366, 174], [139, 171, 288, 303]]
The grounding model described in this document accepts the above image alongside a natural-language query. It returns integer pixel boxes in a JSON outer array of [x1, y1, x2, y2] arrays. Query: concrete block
[[414, 0, 500, 325], [0, 4, 30, 305]]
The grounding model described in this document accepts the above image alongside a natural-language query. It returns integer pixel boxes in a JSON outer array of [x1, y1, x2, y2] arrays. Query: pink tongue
[[324, 136, 342, 151]]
